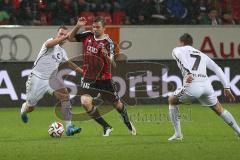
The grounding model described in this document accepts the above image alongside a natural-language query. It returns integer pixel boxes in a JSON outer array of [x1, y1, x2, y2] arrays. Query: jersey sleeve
[[62, 49, 69, 62], [75, 31, 92, 42], [42, 38, 53, 50], [36, 38, 53, 58], [206, 56, 230, 88], [172, 48, 192, 74], [109, 40, 115, 60], [105, 35, 115, 60]]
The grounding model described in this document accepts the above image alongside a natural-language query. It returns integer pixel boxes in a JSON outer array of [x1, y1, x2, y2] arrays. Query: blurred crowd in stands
[[0, 0, 240, 25]]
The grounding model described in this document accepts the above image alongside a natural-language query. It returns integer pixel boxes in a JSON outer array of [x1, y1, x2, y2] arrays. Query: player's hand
[[185, 74, 194, 83], [77, 17, 87, 27], [224, 88, 235, 102]]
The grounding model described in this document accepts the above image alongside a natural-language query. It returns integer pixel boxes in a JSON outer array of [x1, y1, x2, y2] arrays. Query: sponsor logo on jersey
[[87, 46, 98, 54]]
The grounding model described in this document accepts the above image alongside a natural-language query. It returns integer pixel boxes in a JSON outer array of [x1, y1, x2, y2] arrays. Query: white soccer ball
[[48, 122, 64, 138]]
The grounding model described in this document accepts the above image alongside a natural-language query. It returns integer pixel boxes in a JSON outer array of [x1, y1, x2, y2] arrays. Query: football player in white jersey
[[20, 26, 83, 136], [168, 33, 239, 141]]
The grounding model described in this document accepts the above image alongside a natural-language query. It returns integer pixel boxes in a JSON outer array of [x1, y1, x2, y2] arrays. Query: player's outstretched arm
[[206, 57, 235, 102], [206, 57, 230, 89], [224, 89, 236, 102], [68, 17, 87, 42], [45, 35, 68, 48], [64, 60, 83, 75]]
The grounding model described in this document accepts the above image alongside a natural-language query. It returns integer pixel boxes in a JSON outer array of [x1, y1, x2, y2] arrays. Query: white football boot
[[129, 122, 137, 136], [168, 134, 183, 141], [103, 127, 113, 137]]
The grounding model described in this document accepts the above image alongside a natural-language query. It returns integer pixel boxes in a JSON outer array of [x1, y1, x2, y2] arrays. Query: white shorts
[[173, 81, 218, 106], [26, 73, 64, 106]]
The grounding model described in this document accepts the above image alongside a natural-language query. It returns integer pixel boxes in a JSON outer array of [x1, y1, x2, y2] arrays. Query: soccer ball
[[48, 122, 64, 138]]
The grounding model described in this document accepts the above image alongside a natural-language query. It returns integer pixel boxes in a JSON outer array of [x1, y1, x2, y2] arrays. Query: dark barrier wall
[[0, 60, 239, 107]]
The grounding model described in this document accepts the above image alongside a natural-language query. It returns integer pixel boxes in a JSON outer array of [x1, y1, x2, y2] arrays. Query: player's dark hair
[[57, 25, 68, 31], [179, 33, 193, 46], [93, 16, 106, 27]]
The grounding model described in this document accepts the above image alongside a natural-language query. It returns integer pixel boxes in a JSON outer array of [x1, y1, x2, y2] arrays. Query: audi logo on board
[[0, 34, 32, 61]]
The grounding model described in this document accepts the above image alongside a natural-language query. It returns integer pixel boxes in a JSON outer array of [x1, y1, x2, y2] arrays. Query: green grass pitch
[[0, 104, 240, 160]]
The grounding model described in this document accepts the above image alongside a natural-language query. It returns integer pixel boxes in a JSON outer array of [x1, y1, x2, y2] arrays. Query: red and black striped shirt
[[75, 31, 115, 80]]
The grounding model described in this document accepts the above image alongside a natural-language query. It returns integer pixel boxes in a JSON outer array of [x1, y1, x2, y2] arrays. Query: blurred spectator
[[151, 0, 168, 24], [17, 0, 41, 25], [0, 0, 238, 25], [12, 0, 21, 9], [112, 0, 122, 11], [125, 0, 156, 25], [51, 0, 76, 25], [122, 16, 132, 25], [213, 0, 230, 14], [74, 0, 90, 13], [88, 0, 104, 12], [185, 0, 208, 24], [138, 0, 156, 25], [231, 0, 240, 24], [164, 0, 188, 24], [222, 12, 236, 25], [199, 0, 210, 13], [1, 0, 13, 14], [124, 0, 139, 24], [36, 0, 52, 25], [0, 10, 10, 25], [99, 0, 113, 12], [0, 0, 13, 24], [199, 8, 222, 25]]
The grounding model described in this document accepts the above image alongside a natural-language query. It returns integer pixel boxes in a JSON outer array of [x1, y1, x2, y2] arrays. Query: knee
[[212, 101, 224, 115], [114, 100, 123, 110], [55, 90, 70, 101], [80, 95, 93, 111], [61, 94, 70, 101]]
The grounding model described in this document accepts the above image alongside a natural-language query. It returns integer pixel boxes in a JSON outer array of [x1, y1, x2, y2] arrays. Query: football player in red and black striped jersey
[[68, 16, 136, 136]]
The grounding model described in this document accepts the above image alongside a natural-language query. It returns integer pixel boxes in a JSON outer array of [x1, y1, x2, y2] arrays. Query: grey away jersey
[[31, 38, 68, 79]]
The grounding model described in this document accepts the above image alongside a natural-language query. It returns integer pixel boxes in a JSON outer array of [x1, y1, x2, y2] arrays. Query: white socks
[[220, 109, 240, 135], [169, 106, 240, 137], [169, 105, 182, 136], [65, 121, 72, 129], [21, 102, 29, 114]]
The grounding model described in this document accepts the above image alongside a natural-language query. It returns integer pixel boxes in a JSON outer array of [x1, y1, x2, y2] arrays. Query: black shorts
[[79, 78, 119, 103]]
